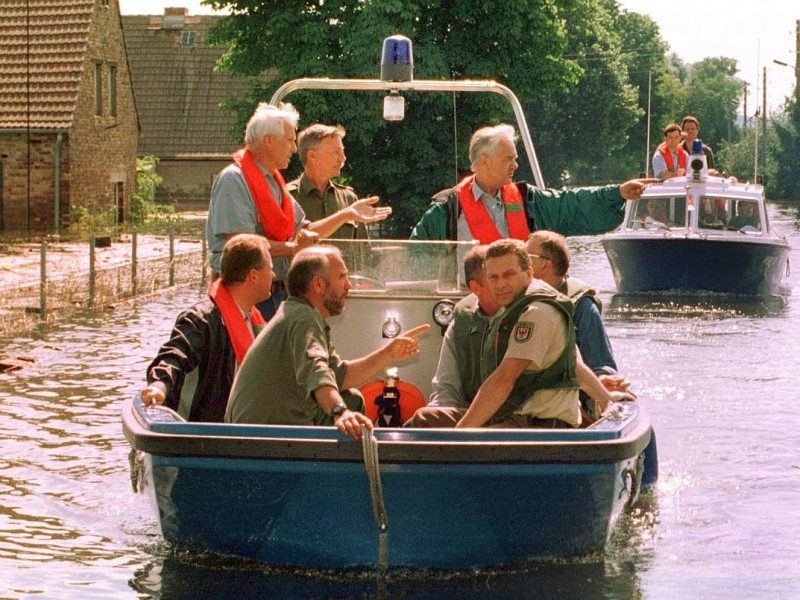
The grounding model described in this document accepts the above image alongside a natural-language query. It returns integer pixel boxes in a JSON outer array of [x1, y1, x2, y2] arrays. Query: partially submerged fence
[[0, 226, 207, 335]]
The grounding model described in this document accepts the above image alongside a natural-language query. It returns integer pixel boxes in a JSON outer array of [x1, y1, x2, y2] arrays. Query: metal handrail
[[269, 77, 544, 188]]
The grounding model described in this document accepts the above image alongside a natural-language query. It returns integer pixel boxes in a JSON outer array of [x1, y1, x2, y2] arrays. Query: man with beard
[[225, 246, 429, 440]]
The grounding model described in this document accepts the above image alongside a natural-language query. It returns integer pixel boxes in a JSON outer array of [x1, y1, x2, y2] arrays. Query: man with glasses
[[413, 240, 633, 428], [527, 231, 631, 420]]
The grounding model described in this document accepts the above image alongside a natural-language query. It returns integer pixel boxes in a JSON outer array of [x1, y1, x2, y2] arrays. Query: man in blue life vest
[[410, 124, 655, 243], [680, 115, 717, 174]]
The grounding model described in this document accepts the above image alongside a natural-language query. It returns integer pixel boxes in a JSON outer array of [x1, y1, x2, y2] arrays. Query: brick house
[[0, 0, 138, 233], [122, 9, 259, 211]]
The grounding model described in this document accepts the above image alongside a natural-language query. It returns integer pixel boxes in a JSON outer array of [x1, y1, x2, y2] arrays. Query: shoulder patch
[[513, 321, 535, 343]]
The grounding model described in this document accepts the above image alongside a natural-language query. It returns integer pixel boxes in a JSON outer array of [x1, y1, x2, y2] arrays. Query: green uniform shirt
[[224, 296, 348, 425], [286, 173, 367, 240]]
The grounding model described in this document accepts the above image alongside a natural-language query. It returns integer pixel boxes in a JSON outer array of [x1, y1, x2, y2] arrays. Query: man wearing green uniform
[[286, 123, 374, 240], [225, 245, 429, 440]]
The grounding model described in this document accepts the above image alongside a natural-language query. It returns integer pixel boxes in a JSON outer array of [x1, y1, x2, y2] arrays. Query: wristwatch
[[330, 403, 347, 421]]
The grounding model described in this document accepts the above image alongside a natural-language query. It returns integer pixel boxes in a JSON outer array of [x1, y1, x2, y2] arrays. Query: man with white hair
[[410, 123, 654, 242], [207, 103, 390, 320]]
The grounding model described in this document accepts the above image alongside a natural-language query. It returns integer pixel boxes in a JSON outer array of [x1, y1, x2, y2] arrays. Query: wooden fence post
[[169, 225, 175, 287], [39, 240, 47, 319], [88, 236, 96, 307], [201, 220, 208, 284], [131, 229, 138, 298]]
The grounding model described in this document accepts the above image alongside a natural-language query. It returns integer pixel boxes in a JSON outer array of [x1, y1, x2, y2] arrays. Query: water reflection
[[129, 545, 649, 599], [608, 292, 790, 320]]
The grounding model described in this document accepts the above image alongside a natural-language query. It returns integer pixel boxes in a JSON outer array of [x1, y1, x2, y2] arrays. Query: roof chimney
[[161, 7, 188, 29]]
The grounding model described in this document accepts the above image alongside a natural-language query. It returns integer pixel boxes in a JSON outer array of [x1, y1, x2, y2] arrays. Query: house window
[[108, 64, 117, 117], [114, 182, 124, 224], [93, 61, 103, 116], [180, 31, 197, 47]]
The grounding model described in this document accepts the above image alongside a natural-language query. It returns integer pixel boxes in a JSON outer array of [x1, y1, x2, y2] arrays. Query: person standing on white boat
[[680, 115, 718, 175], [652, 123, 687, 181], [225, 245, 429, 440], [206, 103, 391, 322], [141, 234, 274, 422]]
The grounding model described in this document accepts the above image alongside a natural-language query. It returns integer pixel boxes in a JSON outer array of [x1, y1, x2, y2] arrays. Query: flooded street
[[1, 205, 800, 598]]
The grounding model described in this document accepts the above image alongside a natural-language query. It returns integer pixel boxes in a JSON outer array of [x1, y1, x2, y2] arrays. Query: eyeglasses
[[528, 253, 551, 262]]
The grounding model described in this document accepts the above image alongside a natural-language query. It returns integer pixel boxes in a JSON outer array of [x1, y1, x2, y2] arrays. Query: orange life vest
[[657, 143, 687, 173], [208, 278, 265, 365], [456, 174, 530, 244], [232, 147, 295, 242]]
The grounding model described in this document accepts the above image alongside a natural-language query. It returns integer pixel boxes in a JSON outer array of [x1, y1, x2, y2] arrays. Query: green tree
[[772, 91, 800, 200], [607, 8, 679, 179], [204, 0, 586, 235], [526, 0, 641, 185], [680, 57, 743, 150], [129, 156, 173, 227]]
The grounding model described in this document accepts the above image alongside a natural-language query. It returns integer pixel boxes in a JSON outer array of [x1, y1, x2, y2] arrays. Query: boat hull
[[602, 235, 790, 295], [124, 397, 653, 568]]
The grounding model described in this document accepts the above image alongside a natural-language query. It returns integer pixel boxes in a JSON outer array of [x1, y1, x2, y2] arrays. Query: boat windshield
[[626, 196, 687, 230], [627, 195, 763, 232], [325, 239, 476, 295]]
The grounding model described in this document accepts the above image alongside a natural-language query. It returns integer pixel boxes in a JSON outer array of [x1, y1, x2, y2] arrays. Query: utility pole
[[743, 81, 749, 127], [796, 20, 800, 92], [762, 66, 767, 184]]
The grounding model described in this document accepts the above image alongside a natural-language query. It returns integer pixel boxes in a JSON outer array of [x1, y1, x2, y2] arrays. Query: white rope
[[361, 425, 389, 532]]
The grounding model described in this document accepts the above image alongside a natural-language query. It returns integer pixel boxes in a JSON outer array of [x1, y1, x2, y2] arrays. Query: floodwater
[[1, 204, 800, 598]]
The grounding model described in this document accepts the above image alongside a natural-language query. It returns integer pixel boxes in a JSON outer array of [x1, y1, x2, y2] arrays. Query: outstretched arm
[[307, 196, 391, 239]]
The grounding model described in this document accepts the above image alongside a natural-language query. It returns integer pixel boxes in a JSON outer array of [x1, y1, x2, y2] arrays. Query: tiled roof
[[122, 13, 256, 158], [0, 0, 94, 129]]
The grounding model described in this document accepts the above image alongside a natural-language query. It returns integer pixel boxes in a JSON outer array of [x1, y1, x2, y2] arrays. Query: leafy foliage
[[204, 0, 585, 235], [527, 0, 643, 184], [129, 156, 174, 228], [772, 91, 800, 200], [680, 57, 743, 149]]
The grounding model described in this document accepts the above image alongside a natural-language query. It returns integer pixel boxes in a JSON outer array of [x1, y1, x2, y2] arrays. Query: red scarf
[[657, 143, 687, 172], [208, 278, 265, 365], [232, 147, 295, 242], [456, 175, 530, 244]]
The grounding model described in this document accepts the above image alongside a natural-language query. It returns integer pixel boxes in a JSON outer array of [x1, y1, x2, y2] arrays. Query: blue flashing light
[[381, 35, 413, 82]]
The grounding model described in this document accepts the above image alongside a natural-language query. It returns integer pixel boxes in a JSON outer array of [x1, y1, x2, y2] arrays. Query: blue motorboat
[[601, 176, 791, 295], [124, 36, 658, 569], [123, 394, 654, 568]]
